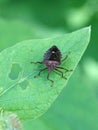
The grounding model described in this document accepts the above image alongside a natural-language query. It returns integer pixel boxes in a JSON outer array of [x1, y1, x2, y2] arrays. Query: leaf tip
[[88, 25, 91, 42], [88, 25, 91, 34], [84, 25, 91, 43]]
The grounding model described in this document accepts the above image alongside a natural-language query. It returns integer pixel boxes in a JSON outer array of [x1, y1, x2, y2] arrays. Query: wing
[[43, 45, 62, 63]]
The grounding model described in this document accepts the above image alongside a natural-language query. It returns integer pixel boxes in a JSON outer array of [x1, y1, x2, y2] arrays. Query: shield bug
[[31, 45, 72, 86]]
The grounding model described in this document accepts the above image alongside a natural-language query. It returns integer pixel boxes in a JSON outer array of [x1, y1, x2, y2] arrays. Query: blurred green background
[[0, 0, 98, 130]]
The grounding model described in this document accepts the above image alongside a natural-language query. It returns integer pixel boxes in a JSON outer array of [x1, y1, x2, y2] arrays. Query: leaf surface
[[0, 26, 91, 120]]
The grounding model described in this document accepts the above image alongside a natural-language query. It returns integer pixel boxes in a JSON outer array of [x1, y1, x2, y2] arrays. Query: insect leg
[[55, 68, 67, 80], [47, 71, 54, 87], [56, 66, 73, 72], [53, 70, 62, 76], [34, 68, 47, 78], [31, 61, 42, 64], [62, 52, 70, 62]]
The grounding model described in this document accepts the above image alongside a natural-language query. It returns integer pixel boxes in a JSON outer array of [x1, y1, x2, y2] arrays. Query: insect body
[[43, 45, 61, 71], [31, 45, 72, 86]]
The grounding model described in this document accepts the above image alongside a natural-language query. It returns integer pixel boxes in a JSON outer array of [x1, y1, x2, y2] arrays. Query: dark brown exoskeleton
[[31, 45, 72, 86]]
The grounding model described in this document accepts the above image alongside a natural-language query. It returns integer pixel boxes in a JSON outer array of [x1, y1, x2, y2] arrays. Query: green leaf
[[0, 26, 91, 120], [23, 66, 98, 130]]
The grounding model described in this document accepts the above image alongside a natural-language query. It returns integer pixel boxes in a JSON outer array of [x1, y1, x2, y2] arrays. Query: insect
[[31, 45, 72, 86]]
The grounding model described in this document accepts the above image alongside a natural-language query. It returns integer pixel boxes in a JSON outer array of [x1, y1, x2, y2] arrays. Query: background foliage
[[0, 0, 98, 130]]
